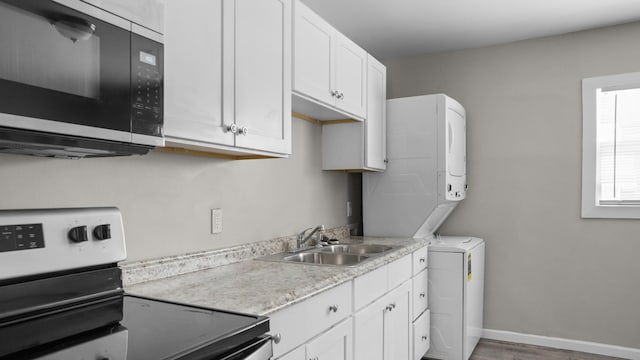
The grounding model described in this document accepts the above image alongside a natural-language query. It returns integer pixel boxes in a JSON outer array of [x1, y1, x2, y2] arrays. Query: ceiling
[[301, 0, 640, 59]]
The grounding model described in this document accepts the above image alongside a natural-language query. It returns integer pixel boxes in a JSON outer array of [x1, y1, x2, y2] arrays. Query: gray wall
[[385, 22, 640, 348], [0, 119, 348, 262]]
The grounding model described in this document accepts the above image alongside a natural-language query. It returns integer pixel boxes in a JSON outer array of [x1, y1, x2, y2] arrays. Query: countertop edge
[[125, 236, 430, 316]]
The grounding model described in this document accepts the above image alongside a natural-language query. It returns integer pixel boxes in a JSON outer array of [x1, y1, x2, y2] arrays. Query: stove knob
[[93, 224, 111, 241], [68, 226, 88, 243]]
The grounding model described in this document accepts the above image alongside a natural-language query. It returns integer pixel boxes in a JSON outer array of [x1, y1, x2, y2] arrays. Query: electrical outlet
[[346, 201, 352, 217], [211, 208, 222, 234]]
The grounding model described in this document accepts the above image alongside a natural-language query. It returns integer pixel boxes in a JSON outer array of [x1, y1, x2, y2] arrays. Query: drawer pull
[[272, 333, 282, 344], [422, 335, 428, 341], [419, 292, 426, 298], [419, 257, 426, 263], [329, 304, 339, 313]]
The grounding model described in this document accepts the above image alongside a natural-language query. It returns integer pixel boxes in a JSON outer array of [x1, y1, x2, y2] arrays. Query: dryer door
[[445, 103, 466, 178]]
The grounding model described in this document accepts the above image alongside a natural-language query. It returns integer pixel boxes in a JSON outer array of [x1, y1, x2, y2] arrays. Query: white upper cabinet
[[293, 0, 367, 121], [225, 0, 292, 155], [364, 55, 387, 170], [334, 32, 367, 117], [321, 55, 387, 172], [164, 0, 291, 158], [164, 0, 231, 147], [293, 3, 334, 106]]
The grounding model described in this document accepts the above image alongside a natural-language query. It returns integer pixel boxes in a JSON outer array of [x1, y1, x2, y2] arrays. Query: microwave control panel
[[131, 34, 164, 137]]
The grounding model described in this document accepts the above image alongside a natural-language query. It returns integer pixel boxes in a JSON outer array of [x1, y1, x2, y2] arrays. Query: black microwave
[[0, 0, 164, 158]]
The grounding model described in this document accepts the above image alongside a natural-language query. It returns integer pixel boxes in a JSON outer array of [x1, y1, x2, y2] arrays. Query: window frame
[[582, 71, 640, 218]]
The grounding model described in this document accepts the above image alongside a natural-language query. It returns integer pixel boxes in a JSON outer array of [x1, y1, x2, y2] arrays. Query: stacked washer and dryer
[[363, 94, 485, 360]]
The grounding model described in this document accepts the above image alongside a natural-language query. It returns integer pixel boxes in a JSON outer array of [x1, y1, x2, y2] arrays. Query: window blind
[[597, 88, 640, 202]]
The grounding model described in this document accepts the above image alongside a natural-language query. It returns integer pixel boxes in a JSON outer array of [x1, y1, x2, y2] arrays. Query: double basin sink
[[258, 244, 396, 266]]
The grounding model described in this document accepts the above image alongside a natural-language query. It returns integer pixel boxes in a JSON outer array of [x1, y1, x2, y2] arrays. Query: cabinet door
[[365, 55, 386, 170], [412, 268, 429, 321], [225, 0, 292, 154], [412, 309, 431, 360], [353, 296, 385, 360], [278, 346, 305, 360], [164, 0, 233, 146], [293, 1, 335, 107], [306, 318, 353, 360], [384, 282, 411, 360], [334, 32, 367, 118]]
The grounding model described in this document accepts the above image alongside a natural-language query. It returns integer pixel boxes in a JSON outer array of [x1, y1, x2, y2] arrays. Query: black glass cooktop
[[4, 295, 270, 360]]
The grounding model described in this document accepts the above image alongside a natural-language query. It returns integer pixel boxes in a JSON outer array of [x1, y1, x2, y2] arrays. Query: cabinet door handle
[[272, 333, 281, 344], [419, 257, 426, 263], [337, 91, 344, 99], [238, 126, 248, 136], [329, 304, 339, 313], [226, 124, 238, 134], [419, 292, 426, 298], [331, 90, 338, 97], [390, 302, 396, 309], [422, 335, 428, 341]]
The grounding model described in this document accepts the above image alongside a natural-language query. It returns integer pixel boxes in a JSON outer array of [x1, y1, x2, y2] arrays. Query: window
[[582, 72, 640, 218]]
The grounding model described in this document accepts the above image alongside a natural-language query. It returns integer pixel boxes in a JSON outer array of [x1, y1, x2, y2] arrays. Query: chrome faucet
[[296, 225, 324, 250]]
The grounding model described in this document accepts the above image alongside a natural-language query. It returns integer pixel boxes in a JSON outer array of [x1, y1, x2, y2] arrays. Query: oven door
[[0, 0, 160, 145]]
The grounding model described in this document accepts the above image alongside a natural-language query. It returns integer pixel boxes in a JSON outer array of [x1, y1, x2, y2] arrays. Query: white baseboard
[[482, 328, 640, 360]]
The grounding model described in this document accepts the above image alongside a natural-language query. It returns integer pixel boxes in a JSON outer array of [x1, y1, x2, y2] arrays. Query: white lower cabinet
[[272, 248, 428, 360], [307, 318, 353, 360], [411, 245, 431, 360], [278, 346, 305, 360], [385, 283, 412, 360], [412, 309, 431, 360], [354, 281, 411, 360], [269, 281, 352, 358], [277, 318, 353, 360]]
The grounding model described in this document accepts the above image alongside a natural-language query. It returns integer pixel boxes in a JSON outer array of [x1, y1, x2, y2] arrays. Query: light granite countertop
[[125, 236, 429, 316]]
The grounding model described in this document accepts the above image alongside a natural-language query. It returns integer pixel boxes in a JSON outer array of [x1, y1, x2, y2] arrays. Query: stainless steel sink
[[318, 244, 393, 255], [256, 243, 398, 266], [283, 252, 368, 265]]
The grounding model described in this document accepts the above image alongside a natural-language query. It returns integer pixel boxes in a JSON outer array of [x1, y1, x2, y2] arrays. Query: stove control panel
[[0, 223, 45, 252], [0, 208, 127, 281]]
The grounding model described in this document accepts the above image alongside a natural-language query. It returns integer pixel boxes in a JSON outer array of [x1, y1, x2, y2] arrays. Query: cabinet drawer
[[412, 309, 430, 360], [269, 281, 352, 357], [388, 254, 412, 291], [412, 268, 428, 320], [353, 265, 387, 311], [412, 246, 429, 275]]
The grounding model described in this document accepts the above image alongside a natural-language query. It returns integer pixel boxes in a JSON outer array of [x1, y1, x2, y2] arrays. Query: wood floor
[[463, 339, 626, 360]]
